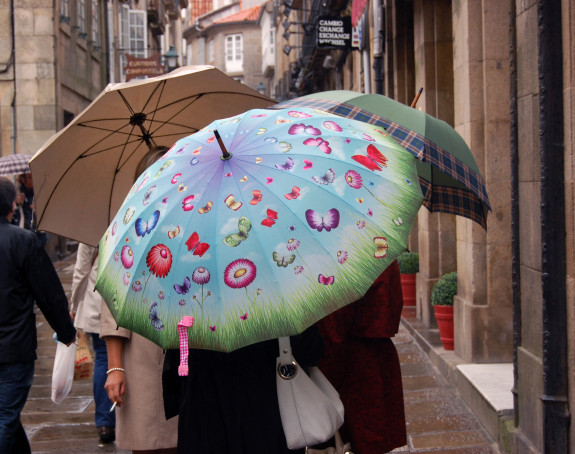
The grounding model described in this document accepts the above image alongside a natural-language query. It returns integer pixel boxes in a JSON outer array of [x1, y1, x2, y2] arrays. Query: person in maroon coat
[[317, 260, 407, 453]]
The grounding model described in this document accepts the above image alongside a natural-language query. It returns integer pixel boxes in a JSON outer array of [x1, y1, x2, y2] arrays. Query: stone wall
[[513, 0, 543, 451], [452, 0, 513, 364]]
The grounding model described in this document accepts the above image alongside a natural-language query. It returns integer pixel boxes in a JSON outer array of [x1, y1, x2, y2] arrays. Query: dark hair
[[0, 177, 16, 217], [134, 146, 170, 182]]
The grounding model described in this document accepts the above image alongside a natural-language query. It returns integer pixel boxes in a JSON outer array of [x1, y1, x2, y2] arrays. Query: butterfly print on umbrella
[[185, 232, 210, 256], [223, 216, 252, 247], [135, 210, 160, 237], [272, 251, 296, 268], [305, 208, 340, 232], [275, 157, 294, 171], [250, 190, 263, 205], [312, 169, 335, 185], [261, 209, 278, 227], [288, 123, 322, 136], [198, 201, 213, 214], [303, 137, 331, 154], [318, 274, 335, 285], [174, 276, 191, 295], [284, 186, 301, 200], [225, 194, 242, 211], [352, 144, 388, 171], [149, 302, 165, 330], [373, 237, 389, 258]]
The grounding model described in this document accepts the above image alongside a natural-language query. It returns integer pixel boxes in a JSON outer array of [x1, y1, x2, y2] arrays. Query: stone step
[[400, 307, 513, 453]]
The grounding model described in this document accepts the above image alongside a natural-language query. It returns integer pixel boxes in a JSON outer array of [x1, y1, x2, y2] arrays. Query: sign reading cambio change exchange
[[317, 16, 352, 49], [124, 54, 165, 82]]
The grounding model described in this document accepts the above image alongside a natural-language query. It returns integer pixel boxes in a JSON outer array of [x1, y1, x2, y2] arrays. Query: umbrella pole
[[215, 130, 232, 160], [410, 87, 423, 108]]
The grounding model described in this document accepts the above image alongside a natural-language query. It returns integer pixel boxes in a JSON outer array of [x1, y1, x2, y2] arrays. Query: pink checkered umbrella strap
[[177, 316, 195, 376]]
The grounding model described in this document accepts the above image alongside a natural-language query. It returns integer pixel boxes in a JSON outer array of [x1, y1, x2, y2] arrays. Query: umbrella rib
[[145, 80, 167, 132], [144, 91, 269, 139], [78, 122, 139, 139], [117, 91, 138, 117], [147, 94, 205, 140]]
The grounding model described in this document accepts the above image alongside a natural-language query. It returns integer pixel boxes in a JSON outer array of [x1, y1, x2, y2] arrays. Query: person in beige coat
[[70, 242, 116, 445], [101, 145, 178, 454], [100, 304, 178, 453]]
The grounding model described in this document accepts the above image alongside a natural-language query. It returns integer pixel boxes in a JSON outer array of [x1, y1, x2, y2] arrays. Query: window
[[119, 7, 148, 81], [198, 38, 205, 64], [186, 42, 193, 65], [225, 34, 242, 72], [208, 40, 214, 63], [108, 6, 116, 81], [129, 10, 146, 57], [77, 0, 86, 37], [270, 29, 275, 53], [120, 5, 129, 52], [60, 0, 70, 22], [91, 0, 100, 49]]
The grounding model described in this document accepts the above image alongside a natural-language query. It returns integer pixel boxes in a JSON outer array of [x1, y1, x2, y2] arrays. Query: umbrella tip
[[214, 130, 232, 161]]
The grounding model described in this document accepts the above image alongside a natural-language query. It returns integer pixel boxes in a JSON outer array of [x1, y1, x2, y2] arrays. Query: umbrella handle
[[177, 316, 195, 376], [214, 130, 232, 160], [410, 87, 423, 108]]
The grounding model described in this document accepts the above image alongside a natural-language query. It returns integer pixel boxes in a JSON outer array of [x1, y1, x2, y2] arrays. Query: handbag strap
[[278, 336, 298, 380], [278, 336, 292, 363]]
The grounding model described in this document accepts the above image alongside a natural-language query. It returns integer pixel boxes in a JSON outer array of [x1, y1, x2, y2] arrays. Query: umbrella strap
[[177, 316, 195, 376]]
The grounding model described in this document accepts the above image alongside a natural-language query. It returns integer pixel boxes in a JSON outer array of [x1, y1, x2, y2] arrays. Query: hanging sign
[[124, 53, 165, 82], [316, 16, 352, 49]]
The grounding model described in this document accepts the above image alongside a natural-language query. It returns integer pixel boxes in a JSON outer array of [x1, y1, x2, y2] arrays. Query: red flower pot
[[433, 305, 454, 350], [400, 273, 416, 306]]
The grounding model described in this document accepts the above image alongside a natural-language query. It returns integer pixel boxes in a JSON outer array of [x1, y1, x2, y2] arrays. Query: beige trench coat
[[69, 243, 102, 334], [100, 302, 178, 450]]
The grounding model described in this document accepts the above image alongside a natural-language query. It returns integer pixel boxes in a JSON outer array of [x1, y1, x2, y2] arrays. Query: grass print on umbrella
[[96, 107, 423, 352]]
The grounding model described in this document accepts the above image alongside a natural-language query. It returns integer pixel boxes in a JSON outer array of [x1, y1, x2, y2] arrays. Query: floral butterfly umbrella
[[95, 107, 424, 352]]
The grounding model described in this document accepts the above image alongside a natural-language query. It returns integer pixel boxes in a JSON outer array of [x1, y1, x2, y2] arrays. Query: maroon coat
[[317, 261, 407, 453]]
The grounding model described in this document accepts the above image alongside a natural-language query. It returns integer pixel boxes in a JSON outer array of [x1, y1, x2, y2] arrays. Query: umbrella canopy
[[29, 65, 276, 246], [272, 91, 490, 228], [95, 107, 424, 352], [0, 154, 34, 176]]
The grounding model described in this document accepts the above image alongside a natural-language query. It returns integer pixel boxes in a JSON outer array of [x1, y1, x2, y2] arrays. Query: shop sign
[[316, 16, 352, 49], [124, 53, 165, 82]]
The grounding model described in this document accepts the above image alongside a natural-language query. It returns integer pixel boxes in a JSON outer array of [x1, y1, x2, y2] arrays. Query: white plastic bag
[[51, 341, 77, 404]]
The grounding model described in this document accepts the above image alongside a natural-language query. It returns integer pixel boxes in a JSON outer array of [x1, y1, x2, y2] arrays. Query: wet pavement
[[23, 253, 497, 453]]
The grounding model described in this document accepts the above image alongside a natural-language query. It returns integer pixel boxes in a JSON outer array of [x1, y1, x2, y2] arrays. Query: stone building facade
[[183, 2, 266, 94]]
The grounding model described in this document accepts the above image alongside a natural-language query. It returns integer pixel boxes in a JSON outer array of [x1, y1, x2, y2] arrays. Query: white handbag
[[276, 336, 344, 449]]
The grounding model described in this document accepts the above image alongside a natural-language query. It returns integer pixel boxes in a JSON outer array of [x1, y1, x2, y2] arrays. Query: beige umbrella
[[30, 65, 276, 246]]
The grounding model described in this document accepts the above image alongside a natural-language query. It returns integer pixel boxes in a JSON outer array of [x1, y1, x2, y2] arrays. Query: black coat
[[0, 217, 76, 363], [163, 326, 324, 454]]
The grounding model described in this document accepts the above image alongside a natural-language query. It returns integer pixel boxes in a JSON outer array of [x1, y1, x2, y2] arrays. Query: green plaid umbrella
[[273, 91, 490, 228]]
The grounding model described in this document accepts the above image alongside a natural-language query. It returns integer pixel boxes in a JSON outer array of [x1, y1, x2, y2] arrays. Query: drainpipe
[[360, 12, 370, 93], [508, 2, 520, 430], [372, 0, 384, 95], [538, 0, 569, 452], [3, 0, 17, 156]]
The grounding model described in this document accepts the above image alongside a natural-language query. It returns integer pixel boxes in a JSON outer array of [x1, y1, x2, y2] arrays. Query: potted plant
[[431, 271, 457, 350], [397, 251, 419, 307]]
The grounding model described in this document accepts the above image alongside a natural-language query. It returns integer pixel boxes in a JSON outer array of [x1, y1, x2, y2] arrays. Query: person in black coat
[[0, 177, 76, 454], [163, 326, 324, 454]]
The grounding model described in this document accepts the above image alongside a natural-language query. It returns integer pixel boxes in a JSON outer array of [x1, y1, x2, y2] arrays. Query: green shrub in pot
[[396, 251, 419, 274], [431, 271, 458, 306]]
